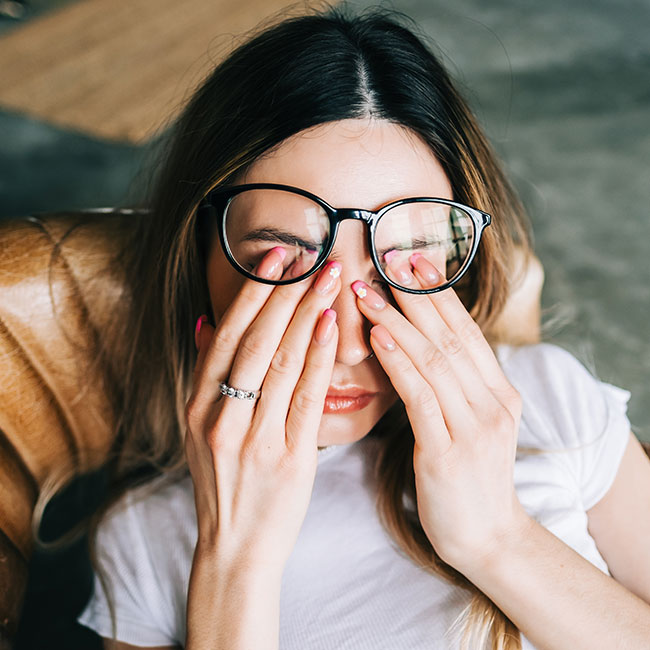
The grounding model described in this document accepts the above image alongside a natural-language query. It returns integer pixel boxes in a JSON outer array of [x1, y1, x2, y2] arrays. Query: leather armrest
[[0, 211, 134, 639]]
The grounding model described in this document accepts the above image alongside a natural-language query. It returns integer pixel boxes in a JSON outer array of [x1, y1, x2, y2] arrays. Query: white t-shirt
[[77, 343, 632, 648]]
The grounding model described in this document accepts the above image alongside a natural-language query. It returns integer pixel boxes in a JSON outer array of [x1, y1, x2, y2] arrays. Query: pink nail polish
[[351, 280, 385, 309], [383, 250, 399, 265], [409, 253, 440, 285], [382, 251, 413, 285], [315, 308, 337, 345], [314, 261, 342, 295], [398, 267, 413, 285], [351, 280, 368, 299], [257, 247, 287, 279], [371, 324, 396, 351], [194, 315, 207, 350]]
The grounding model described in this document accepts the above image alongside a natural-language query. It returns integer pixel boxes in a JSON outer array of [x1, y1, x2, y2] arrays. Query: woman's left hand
[[352, 253, 533, 575]]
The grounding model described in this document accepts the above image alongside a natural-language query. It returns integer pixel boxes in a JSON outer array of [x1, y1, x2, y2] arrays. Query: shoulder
[[96, 472, 195, 563], [496, 341, 596, 388], [495, 342, 630, 450], [497, 343, 632, 512], [80, 474, 192, 646]]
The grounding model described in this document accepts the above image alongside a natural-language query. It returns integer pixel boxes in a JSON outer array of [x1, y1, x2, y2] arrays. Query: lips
[[326, 385, 374, 398], [323, 385, 377, 414]]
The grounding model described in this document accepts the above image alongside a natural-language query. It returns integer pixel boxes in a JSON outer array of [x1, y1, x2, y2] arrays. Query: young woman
[[76, 7, 650, 649]]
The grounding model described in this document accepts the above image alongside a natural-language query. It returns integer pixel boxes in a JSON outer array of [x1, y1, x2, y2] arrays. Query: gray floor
[[350, 0, 650, 440], [1, 0, 649, 440]]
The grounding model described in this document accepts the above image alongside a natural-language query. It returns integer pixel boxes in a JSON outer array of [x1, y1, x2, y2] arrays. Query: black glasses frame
[[202, 183, 491, 295]]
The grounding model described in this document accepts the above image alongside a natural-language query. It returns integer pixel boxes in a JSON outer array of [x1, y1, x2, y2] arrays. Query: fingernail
[[371, 324, 396, 351], [396, 265, 413, 285], [315, 308, 337, 345], [351, 280, 385, 309], [194, 314, 207, 350], [257, 246, 287, 279], [384, 251, 413, 285], [409, 253, 441, 285], [285, 253, 312, 280], [383, 250, 399, 265], [314, 261, 342, 295]]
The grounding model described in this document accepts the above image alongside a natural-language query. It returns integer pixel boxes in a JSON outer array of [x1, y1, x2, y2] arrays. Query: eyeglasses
[[201, 183, 491, 294]]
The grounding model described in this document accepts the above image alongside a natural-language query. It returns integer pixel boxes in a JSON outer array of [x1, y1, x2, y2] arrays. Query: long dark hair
[[80, 6, 531, 647]]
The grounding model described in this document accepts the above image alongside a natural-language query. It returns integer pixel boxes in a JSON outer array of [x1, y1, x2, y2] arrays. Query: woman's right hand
[[184, 248, 341, 576]]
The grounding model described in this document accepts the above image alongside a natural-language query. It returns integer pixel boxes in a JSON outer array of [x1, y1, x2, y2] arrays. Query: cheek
[[206, 243, 244, 319]]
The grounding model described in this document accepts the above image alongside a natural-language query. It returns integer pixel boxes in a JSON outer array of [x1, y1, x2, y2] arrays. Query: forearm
[[185, 543, 283, 650], [460, 517, 650, 650]]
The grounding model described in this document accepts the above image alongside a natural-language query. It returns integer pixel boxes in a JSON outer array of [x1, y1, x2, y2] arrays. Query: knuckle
[[408, 388, 438, 414], [269, 345, 301, 375], [457, 318, 484, 347], [491, 383, 522, 413], [438, 330, 463, 357], [206, 423, 237, 456], [292, 389, 321, 415], [423, 345, 450, 374], [505, 386, 523, 416], [490, 407, 515, 431], [213, 326, 240, 354], [237, 331, 268, 364], [276, 281, 306, 303]]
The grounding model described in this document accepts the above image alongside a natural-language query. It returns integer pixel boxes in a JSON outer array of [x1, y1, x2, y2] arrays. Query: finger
[[408, 254, 514, 397], [284, 309, 338, 453], [190, 248, 290, 427], [246, 262, 342, 431], [194, 315, 213, 378], [185, 318, 220, 474], [283, 249, 318, 280], [186, 316, 218, 432], [383, 256, 498, 407], [352, 279, 488, 434], [228, 261, 341, 404], [369, 324, 450, 457]]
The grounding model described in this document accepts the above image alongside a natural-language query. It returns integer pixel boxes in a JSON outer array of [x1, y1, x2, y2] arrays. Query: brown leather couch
[[0, 210, 646, 648], [0, 210, 133, 648]]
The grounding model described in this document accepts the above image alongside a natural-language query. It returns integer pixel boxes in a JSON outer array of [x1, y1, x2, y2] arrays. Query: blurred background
[[1, 0, 648, 647]]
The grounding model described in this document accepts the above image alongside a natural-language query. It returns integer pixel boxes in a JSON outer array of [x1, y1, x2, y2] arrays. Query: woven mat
[[0, 0, 318, 143]]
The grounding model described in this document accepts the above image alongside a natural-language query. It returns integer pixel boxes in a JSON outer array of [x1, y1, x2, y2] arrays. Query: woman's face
[[206, 118, 453, 447]]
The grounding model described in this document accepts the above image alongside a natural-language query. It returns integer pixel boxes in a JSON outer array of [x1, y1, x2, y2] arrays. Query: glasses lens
[[375, 201, 475, 288], [223, 189, 330, 280]]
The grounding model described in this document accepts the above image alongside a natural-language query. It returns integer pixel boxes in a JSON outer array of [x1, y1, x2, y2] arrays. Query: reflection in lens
[[375, 202, 474, 287], [224, 189, 330, 279]]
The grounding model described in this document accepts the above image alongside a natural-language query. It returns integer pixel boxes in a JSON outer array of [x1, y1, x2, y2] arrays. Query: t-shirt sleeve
[[499, 343, 632, 511], [77, 492, 178, 647]]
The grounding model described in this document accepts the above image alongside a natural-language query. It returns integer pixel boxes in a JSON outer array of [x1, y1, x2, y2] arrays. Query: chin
[[316, 397, 391, 447], [317, 418, 369, 447]]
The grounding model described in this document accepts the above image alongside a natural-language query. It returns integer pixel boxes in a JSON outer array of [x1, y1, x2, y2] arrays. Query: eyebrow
[[376, 236, 452, 260], [240, 227, 322, 252]]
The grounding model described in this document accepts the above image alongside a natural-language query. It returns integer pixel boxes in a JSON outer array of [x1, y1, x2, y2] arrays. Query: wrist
[[449, 509, 537, 579], [193, 537, 286, 584], [187, 543, 283, 650]]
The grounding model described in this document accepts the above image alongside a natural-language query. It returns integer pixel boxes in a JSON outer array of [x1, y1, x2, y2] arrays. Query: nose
[[328, 221, 375, 365], [330, 276, 374, 365]]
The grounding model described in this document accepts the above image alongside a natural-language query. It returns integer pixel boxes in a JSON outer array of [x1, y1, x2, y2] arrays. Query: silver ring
[[219, 381, 261, 401]]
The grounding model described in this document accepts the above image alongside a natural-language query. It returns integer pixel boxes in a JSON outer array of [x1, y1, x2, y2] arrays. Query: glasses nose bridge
[[333, 207, 376, 229], [328, 208, 377, 272]]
